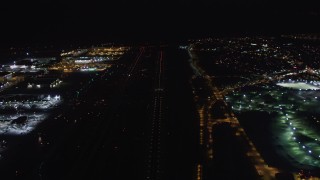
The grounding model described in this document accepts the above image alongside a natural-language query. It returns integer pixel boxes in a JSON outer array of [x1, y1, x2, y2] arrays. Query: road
[[188, 48, 280, 180], [145, 50, 164, 180]]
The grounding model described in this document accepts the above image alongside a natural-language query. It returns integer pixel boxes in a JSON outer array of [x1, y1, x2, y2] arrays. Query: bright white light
[[277, 82, 320, 90], [54, 95, 60, 100], [0, 114, 46, 135]]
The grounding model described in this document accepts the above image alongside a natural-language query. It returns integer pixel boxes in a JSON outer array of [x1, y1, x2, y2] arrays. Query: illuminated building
[[26, 78, 62, 89]]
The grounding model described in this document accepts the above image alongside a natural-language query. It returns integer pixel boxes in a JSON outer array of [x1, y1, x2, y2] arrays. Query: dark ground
[[0, 46, 199, 180]]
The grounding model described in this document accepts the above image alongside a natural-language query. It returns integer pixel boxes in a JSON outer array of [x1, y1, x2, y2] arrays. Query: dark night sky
[[0, 0, 320, 46]]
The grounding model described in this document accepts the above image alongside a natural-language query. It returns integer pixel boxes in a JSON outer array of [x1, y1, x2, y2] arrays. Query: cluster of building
[[0, 94, 61, 111], [54, 46, 129, 72], [0, 55, 60, 134], [282, 34, 320, 41], [27, 78, 62, 89], [189, 37, 302, 76], [2, 58, 56, 73], [0, 45, 129, 134]]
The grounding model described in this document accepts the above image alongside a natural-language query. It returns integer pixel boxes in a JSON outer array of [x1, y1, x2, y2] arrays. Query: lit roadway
[[220, 77, 270, 96], [145, 51, 164, 180], [188, 49, 279, 180]]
